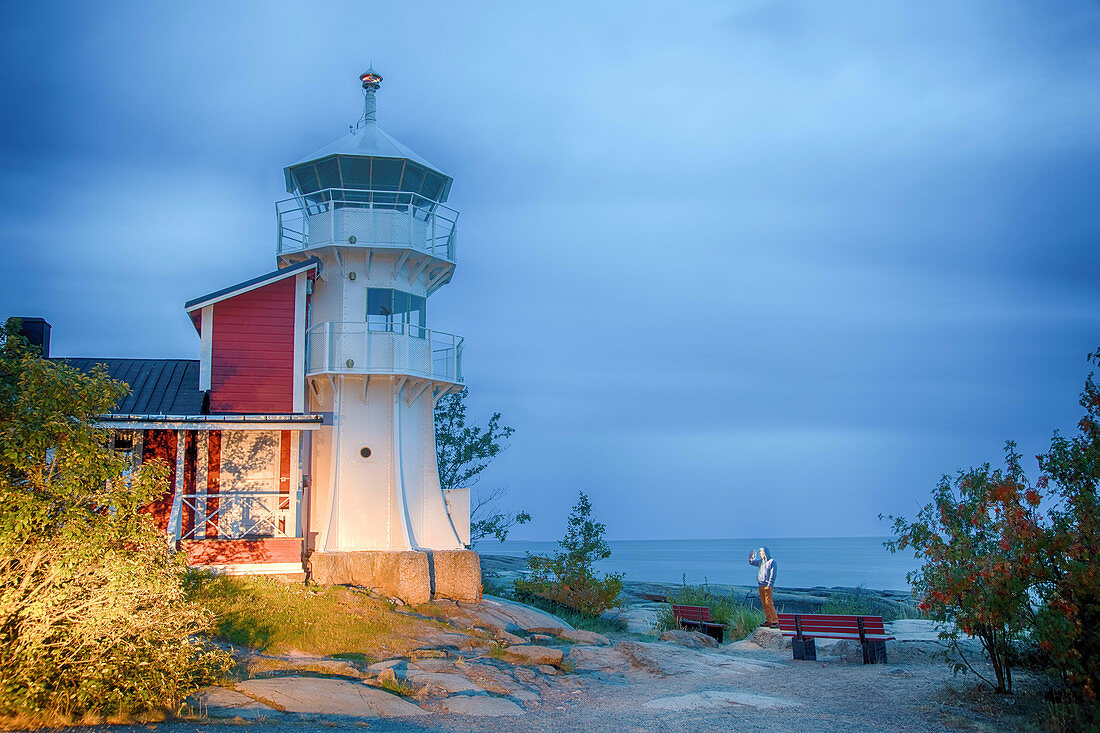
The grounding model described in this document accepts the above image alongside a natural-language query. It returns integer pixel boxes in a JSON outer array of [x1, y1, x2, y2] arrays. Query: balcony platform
[[306, 321, 463, 387], [277, 189, 457, 262]]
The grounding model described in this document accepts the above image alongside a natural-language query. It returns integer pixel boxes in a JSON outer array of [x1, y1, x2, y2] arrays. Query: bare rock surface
[[403, 670, 485, 694], [233, 677, 426, 717], [186, 686, 278, 719], [501, 644, 565, 667], [458, 663, 539, 700], [434, 695, 526, 717], [643, 690, 799, 711], [600, 605, 659, 635], [659, 629, 719, 648], [558, 628, 611, 645]]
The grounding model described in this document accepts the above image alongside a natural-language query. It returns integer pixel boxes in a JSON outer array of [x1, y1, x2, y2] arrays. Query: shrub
[[0, 321, 232, 724], [884, 444, 1038, 694], [885, 347, 1100, 703], [514, 492, 623, 616]]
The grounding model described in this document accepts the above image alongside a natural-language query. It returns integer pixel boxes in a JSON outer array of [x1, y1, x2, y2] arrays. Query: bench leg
[[861, 640, 887, 664], [792, 637, 816, 661]]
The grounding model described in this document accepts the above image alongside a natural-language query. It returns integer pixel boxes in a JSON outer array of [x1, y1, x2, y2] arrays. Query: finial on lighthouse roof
[[359, 65, 382, 126]]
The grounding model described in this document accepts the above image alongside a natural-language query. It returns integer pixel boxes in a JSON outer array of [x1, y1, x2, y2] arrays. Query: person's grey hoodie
[[749, 546, 777, 587]]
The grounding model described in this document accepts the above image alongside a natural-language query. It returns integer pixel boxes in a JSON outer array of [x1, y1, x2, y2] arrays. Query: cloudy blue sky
[[2, 1, 1098, 541]]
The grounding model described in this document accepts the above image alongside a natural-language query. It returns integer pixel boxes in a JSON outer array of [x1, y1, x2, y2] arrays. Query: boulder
[[496, 630, 527, 646], [501, 644, 565, 667], [435, 696, 526, 717], [558, 628, 611, 646], [749, 626, 791, 650], [234, 677, 426, 717], [659, 630, 719, 649]]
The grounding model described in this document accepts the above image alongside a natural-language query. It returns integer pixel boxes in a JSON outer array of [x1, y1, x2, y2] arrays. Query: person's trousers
[[759, 586, 779, 625]]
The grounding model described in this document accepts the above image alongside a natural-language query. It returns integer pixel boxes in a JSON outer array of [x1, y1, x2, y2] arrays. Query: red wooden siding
[[141, 429, 177, 532], [208, 277, 296, 413], [181, 537, 303, 566]]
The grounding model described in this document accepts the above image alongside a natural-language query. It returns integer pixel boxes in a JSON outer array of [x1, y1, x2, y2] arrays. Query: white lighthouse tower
[[276, 69, 478, 601]]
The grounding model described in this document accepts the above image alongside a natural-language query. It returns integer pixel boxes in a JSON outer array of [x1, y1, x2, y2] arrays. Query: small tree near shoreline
[[515, 492, 623, 616]]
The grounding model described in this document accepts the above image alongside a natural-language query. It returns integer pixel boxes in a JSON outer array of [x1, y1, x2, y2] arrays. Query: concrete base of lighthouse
[[307, 549, 481, 604]]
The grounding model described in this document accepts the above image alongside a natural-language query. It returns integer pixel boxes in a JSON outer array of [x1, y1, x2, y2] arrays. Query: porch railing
[[180, 491, 297, 541]]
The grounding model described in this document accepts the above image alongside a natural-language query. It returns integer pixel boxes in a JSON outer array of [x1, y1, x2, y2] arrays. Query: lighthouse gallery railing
[[306, 321, 463, 383], [276, 189, 458, 261]]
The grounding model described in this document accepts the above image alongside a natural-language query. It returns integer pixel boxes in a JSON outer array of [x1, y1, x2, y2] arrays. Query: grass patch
[[183, 571, 439, 658], [819, 585, 927, 621], [654, 580, 764, 641], [377, 675, 417, 697]]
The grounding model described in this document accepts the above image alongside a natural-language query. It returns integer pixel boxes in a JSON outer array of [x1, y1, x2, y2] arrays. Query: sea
[[482, 537, 919, 592]]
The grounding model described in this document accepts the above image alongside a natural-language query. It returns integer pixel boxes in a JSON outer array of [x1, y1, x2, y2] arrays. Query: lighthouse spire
[[360, 66, 382, 125]]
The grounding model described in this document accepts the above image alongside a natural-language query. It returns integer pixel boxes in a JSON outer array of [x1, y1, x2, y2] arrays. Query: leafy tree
[[0, 320, 229, 723], [515, 492, 623, 616], [887, 348, 1100, 703], [434, 388, 529, 544], [1031, 349, 1100, 700], [884, 444, 1041, 693]]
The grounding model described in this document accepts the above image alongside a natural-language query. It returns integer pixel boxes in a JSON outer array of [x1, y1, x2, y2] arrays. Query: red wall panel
[[141, 429, 177, 532], [209, 277, 296, 413]]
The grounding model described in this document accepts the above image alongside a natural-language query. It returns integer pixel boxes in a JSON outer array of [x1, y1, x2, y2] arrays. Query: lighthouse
[[276, 69, 478, 598], [40, 68, 480, 603]]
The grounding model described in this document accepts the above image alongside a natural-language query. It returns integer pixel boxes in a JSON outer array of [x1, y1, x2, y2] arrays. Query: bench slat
[[777, 614, 887, 623], [777, 621, 888, 633]]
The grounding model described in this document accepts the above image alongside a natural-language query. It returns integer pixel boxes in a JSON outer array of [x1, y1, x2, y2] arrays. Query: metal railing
[[276, 188, 458, 261], [306, 321, 463, 383], [180, 491, 297, 540]]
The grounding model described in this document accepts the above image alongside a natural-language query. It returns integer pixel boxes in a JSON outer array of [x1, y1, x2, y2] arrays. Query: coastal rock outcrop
[[501, 644, 565, 667], [659, 629, 719, 649]]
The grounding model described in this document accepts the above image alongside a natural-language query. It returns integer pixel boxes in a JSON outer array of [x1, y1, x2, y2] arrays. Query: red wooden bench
[[672, 604, 727, 643], [777, 613, 895, 664]]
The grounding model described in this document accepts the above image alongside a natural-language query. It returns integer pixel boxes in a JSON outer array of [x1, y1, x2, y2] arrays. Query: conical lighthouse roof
[[283, 69, 453, 202], [286, 123, 448, 175]]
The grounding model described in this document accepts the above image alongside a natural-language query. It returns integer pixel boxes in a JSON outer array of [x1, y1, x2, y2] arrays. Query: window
[[366, 288, 426, 335]]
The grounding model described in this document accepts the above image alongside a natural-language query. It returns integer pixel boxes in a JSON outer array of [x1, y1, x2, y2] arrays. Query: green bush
[[654, 579, 763, 641], [514, 492, 623, 617], [0, 321, 232, 724], [819, 585, 926, 622]]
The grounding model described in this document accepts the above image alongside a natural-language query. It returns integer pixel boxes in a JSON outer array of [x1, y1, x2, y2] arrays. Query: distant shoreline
[[480, 554, 918, 616]]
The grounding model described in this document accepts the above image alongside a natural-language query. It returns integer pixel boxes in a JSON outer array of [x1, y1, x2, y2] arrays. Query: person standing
[[749, 546, 779, 627]]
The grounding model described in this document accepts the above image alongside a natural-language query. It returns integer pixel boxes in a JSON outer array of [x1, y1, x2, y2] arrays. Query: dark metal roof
[[184, 256, 321, 311], [59, 358, 205, 415]]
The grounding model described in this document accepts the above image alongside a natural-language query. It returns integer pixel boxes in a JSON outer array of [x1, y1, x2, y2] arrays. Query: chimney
[[10, 317, 51, 357]]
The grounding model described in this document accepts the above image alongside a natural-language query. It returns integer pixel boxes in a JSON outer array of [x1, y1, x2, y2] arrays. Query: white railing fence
[[306, 321, 463, 383], [276, 189, 458, 261]]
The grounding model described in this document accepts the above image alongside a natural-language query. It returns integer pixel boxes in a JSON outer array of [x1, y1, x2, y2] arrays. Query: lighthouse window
[[366, 288, 426, 334], [316, 158, 341, 189]]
